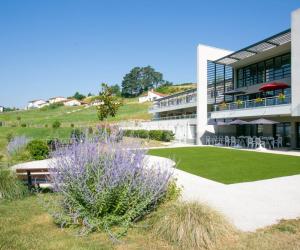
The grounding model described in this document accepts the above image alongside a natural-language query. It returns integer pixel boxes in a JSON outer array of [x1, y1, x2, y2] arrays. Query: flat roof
[[214, 29, 291, 65]]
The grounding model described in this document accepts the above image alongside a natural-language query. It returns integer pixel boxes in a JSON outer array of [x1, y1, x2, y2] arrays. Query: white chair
[[274, 137, 283, 148], [224, 136, 230, 146], [247, 137, 254, 148], [230, 136, 236, 147], [255, 138, 266, 148], [205, 136, 211, 145]]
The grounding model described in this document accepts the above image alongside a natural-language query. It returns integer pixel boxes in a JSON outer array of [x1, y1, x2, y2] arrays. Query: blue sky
[[0, 0, 299, 107]]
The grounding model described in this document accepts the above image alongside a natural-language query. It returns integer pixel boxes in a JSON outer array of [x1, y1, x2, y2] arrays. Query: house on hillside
[[27, 100, 49, 109], [48, 96, 68, 104], [63, 99, 82, 107], [0, 106, 3, 112], [138, 89, 166, 103]]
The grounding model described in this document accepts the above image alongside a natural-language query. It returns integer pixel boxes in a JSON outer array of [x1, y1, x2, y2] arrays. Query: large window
[[237, 53, 291, 88]]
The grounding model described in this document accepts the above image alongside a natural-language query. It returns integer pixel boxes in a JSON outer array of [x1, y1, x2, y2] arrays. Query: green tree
[[121, 66, 165, 97], [110, 84, 121, 97], [71, 92, 86, 100], [96, 83, 122, 121]]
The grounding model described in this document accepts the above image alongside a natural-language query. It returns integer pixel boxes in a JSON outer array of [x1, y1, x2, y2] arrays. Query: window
[[265, 59, 274, 82], [236, 53, 290, 87]]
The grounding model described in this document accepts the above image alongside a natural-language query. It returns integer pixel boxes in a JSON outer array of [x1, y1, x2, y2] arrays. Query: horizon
[[0, 0, 299, 108]]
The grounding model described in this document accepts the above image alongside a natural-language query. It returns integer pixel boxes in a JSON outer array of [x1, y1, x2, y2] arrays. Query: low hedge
[[123, 129, 174, 142]]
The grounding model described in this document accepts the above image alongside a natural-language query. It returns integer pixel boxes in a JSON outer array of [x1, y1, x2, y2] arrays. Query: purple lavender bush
[[49, 131, 175, 237], [7, 135, 30, 156]]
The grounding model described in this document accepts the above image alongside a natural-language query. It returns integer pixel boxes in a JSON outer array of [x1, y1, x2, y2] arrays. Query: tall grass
[[0, 167, 28, 200], [150, 202, 236, 249]]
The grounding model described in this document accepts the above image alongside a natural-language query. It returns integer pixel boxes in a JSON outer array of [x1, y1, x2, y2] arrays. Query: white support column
[[196, 45, 232, 145], [292, 8, 300, 117]]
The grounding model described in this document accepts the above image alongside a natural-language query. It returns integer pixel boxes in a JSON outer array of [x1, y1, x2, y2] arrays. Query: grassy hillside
[[0, 98, 151, 128], [155, 83, 196, 95]]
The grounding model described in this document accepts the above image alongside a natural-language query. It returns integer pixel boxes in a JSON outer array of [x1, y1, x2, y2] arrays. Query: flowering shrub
[[7, 135, 30, 156], [49, 132, 174, 237]]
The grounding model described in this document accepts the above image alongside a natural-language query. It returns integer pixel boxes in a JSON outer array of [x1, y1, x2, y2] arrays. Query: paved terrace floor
[[13, 154, 300, 232]]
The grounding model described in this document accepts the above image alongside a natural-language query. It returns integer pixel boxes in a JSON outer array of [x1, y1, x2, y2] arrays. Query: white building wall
[[196, 45, 232, 144], [121, 118, 197, 143], [292, 8, 300, 116]]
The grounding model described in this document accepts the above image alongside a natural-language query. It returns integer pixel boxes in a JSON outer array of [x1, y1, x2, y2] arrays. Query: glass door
[[297, 123, 300, 148], [274, 122, 291, 147]]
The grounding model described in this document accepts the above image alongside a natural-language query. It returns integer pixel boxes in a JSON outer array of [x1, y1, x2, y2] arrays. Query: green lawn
[[149, 147, 300, 184]]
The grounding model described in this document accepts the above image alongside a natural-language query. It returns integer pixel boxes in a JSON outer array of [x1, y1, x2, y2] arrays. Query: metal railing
[[213, 95, 291, 112], [150, 92, 197, 111], [152, 114, 196, 121]]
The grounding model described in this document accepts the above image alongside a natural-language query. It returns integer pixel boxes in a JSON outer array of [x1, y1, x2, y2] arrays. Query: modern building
[[0, 106, 3, 112], [147, 8, 300, 148]]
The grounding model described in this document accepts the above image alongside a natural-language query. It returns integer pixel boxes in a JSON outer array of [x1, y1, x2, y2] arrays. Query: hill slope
[[0, 98, 151, 128]]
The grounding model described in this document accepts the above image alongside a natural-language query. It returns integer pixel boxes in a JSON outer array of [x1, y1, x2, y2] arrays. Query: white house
[[138, 90, 166, 103], [27, 100, 48, 109], [0, 106, 3, 112], [140, 8, 300, 148], [48, 96, 68, 104], [63, 99, 82, 107]]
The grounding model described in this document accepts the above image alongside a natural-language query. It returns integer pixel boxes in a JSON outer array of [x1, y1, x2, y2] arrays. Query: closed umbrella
[[228, 119, 249, 125], [249, 118, 279, 125]]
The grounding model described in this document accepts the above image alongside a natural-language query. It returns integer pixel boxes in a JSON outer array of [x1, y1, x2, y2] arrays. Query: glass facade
[[297, 123, 300, 148], [207, 61, 233, 104], [237, 53, 291, 88]]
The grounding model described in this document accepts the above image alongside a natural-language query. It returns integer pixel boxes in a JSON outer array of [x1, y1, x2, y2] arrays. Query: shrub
[[88, 126, 93, 134], [48, 132, 174, 237], [52, 120, 61, 129], [7, 135, 30, 156], [6, 133, 14, 142], [0, 121, 3, 127], [151, 202, 235, 249], [123, 129, 174, 142], [41, 102, 63, 110], [26, 140, 49, 160], [149, 130, 163, 141], [20, 123, 27, 127], [70, 123, 74, 128], [45, 124, 48, 128], [70, 128, 85, 143], [161, 131, 175, 142], [0, 168, 28, 200]]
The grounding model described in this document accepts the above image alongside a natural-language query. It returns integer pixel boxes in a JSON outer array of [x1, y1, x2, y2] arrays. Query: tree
[[96, 83, 122, 121], [110, 84, 121, 97], [71, 92, 86, 100], [121, 66, 165, 97]]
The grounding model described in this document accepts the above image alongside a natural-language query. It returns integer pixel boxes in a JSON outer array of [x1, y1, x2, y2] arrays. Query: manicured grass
[[149, 147, 300, 184]]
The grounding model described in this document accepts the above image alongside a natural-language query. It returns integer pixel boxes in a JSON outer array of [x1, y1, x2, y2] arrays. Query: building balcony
[[149, 99, 197, 113], [210, 95, 291, 119], [152, 113, 197, 121]]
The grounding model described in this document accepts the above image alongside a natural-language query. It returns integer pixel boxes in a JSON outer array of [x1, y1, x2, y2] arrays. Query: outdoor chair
[[205, 136, 211, 145], [224, 136, 230, 146], [247, 137, 254, 148], [230, 136, 237, 147], [255, 138, 266, 148], [274, 137, 283, 148]]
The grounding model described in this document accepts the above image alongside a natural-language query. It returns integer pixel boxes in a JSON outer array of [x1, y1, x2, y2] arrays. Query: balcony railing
[[152, 114, 196, 121], [150, 91, 197, 111], [213, 95, 291, 112]]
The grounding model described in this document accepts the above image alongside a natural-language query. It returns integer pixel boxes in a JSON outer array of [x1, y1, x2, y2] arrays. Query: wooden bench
[[16, 168, 51, 189]]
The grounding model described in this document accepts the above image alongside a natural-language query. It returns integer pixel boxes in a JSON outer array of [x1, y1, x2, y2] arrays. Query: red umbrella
[[259, 82, 289, 92]]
